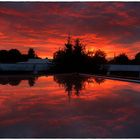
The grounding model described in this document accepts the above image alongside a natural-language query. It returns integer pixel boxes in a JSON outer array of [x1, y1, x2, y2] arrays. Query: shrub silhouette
[[90, 49, 107, 73], [8, 49, 22, 63], [0, 50, 9, 63], [28, 48, 37, 59], [109, 53, 130, 64], [134, 52, 140, 64], [0, 48, 38, 63]]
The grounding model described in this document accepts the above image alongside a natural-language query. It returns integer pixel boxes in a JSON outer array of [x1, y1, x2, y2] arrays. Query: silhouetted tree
[[0, 48, 39, 63], [109, 53, 130, 64], [73, 38, 87, 72], [53, 49, 66, 71], [65, 35, 73, 54], [73, 39, 85, 55], [90, 50, 107, 73], [0, 50, 8, 63], [8, 49, 22, 63], [53, 35, 74, 72], [92, 50, 107, 64], [53, 36, 107, 73], [134, 52, 140, 64], [20, 54, 29, 62], [28, 48, 36, 59]]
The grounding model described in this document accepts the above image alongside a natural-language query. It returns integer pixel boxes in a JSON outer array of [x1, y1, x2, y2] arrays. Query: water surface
[[0, 74, 140, 138]]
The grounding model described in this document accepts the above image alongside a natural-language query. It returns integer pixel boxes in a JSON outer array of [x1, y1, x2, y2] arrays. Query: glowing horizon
[[0, 2, 140, 59]]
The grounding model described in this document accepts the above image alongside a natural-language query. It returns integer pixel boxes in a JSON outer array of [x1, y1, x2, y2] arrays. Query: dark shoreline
[[0, 72, 139, 84], [80, 73, 140, 83]]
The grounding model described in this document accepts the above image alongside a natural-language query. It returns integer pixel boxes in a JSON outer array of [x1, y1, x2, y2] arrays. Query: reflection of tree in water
[[8, 78, 21, 86], [54, 73, 88, 101], [94, 77, 105, 84], [0, 75, 38, 86], [54, 74, 105, 102], [28, 77, 37, 87]]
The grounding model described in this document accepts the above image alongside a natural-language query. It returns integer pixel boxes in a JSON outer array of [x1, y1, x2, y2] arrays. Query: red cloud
[[0, 2, 140, 58]]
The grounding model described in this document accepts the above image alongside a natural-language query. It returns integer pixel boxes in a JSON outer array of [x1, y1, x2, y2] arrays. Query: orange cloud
[[0, 2, 140, 59]]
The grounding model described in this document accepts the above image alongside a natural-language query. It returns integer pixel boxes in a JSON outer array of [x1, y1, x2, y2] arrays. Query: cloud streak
[[0, 2, 140, 58]]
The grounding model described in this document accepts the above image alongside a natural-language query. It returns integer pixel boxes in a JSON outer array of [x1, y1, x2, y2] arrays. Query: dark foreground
[[0, 73, 140, 138]]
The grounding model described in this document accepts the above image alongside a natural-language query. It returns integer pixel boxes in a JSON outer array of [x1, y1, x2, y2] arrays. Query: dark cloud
[[0, 2, 140, 58]]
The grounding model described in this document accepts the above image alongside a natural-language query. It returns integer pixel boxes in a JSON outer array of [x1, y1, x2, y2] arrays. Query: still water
[[0, 73, 140, 138]]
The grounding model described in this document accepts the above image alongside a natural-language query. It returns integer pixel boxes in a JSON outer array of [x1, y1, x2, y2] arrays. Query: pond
[[0, 73, 140, 138]]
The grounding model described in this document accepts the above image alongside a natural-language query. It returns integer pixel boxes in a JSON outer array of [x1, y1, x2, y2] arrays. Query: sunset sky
[[0, 2, 140, 58]]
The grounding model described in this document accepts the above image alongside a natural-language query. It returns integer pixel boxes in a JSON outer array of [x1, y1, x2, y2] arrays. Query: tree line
[[53, 36, 140, 73], [0, 75, 37, 87], [0, 48, 38, 63], [0, 36, 140, 74], [109, 53, 140, 65]]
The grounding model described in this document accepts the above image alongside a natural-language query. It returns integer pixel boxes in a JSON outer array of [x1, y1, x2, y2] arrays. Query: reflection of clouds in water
[[0, 89, 140, 138], [0, 74, 139, 137]]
